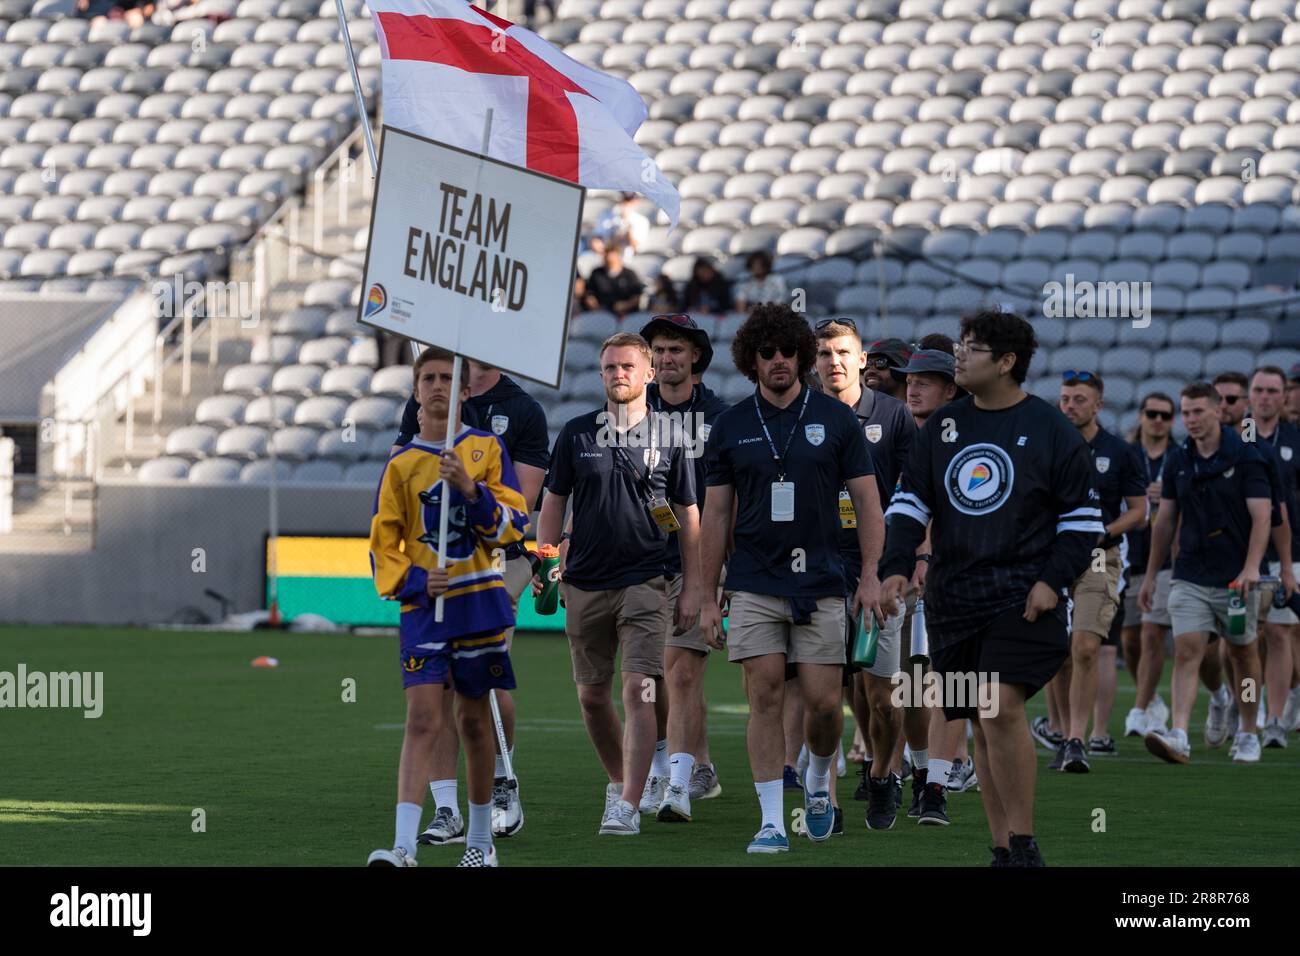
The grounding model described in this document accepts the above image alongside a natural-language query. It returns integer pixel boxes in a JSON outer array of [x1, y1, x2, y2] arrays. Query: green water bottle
[[1226, 582, 1246, 639], [534, 544, 562, 615], [852, 609, 879, 668]]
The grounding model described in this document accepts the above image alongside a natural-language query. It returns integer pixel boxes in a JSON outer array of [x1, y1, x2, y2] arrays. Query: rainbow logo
[[363, 283, 387, 318], [966, 464, 992, 492]]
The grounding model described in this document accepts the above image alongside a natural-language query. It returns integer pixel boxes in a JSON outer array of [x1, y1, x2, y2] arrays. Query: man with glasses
[[880, 310, 1101, 866], [698, 303, 886, 853], [1121, 394, 1177, 740], [865, 338, 911, 401], [814, 318, 916, 830], [637, 314, 730, 821], [1247, 367, 1300, 747], [1052, 372, 1147, 773]]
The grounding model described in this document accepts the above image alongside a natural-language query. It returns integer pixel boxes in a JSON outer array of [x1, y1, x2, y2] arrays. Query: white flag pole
[[333, 0, 379, 176]]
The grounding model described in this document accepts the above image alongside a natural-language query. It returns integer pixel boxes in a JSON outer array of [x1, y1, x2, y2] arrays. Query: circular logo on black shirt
[[944, 443, 1015, 516]]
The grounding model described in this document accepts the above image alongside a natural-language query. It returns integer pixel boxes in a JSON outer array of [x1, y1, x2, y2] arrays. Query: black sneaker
[[1009, 833, 1045, 867], [990, 846, 1011, 867], [917, 782, 949, 826], [1048, 742, 1067, 771], [853, 759, 871, 801], [865, 775, 896, 830], [832, 806, 843, 836], [890, 772, 902, 814], [782, 764, 803, 791], [1030, 715, 1065, 752], [1062, 737, 1090, 773], [1087, 735, 1116, 755], [900, 757, 912, 782], [907, 768, 928, 818]]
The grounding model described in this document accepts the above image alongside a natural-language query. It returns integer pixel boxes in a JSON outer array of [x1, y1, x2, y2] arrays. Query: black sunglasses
[[865, 356, 895, 370], [1061, 370, 1096, 382], [758, 344, 797, 360], [1220, 394, 1244, 405], [814, 317, 858, 333], [1143, 409, 1174, 421]]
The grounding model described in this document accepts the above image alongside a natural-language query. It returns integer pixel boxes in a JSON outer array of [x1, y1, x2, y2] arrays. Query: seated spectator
[[734, 251, 787, 312], [646, 274, 679, 314], [583, 246, 644, 318], [591, 192, 650, 259], [682, 257, 733, 316]]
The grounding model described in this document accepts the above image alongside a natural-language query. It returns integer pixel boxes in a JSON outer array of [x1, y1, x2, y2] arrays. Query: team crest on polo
[[417, 480, 476, 561], [805, 424, 825, 446], [865, 424, 883, 443], [944, 443, 1015, 516], [1284, 447, 1294, 462], [644, 448, 662, 470], [491, 414, 509, 436], [1096, 456, 1110, 474]]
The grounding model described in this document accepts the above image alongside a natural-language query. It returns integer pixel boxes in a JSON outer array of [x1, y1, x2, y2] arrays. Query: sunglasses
[[815, 317, 858, 333], [758, 344, 797, 360], [1220, 394, 1244, 406], [1143, 409, 1174, 421], [865, 356, 894, 370], [1061, 370, 1096, 382], [650, 312, 695, 328]]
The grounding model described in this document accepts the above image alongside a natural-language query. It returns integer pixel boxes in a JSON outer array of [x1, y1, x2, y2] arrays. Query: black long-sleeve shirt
[[880, 394, 1103, 649]]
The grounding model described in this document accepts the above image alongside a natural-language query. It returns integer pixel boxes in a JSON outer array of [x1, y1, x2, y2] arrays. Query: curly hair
[[958, 309, 1037, 385], [731, 303, 818, 383]]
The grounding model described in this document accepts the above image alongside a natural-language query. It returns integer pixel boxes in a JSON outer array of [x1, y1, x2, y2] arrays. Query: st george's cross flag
[[368, 0, 681, 225]]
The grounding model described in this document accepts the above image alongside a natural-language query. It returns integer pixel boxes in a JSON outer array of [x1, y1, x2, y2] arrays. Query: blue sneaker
[[804, 790, 833, 841], [782, 765, 803, 791], [746, 824, 790, 854]]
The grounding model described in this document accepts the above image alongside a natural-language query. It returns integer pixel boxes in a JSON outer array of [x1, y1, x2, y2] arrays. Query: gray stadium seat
[[291, 460, 345, 483]]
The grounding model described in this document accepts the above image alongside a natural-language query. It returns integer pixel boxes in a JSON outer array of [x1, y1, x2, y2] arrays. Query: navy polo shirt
[[545, 408, 696, 591], [705, 384, 874, 599], [1126, 442, 1171, 576], [1257, 421, 1300, 563], [1162, 427, 1273, 588], [1086, 427, 1147, 550], [837, 387, 914, 577]]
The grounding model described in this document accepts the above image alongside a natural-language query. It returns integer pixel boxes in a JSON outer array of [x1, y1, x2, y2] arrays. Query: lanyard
[[612, 411, 659, 503], [649, 383, 700, 415], [754, 388, 811, 481], [1143, 449, 1165, 486]]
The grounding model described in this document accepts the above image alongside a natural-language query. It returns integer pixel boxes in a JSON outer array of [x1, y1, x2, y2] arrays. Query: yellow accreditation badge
[[839, 489, 857, 529], [649, 497, 681, 533]]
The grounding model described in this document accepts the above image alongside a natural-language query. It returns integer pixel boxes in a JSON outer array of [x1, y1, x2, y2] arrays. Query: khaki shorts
[[1068, 545, 1120, 638], [502, 555, 533, 648], [1265, 561, 1297, 625], [561, 577, 668, 684], [664, 567, 726, 653], [725, 591, 846, 666], [1125, 568, 1173, 628], [1168, 579, 1260, 646]]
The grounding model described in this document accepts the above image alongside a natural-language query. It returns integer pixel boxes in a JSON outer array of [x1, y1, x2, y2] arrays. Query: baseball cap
[[640, 313, 714, 374], [866, 337, 912, 367], [896, 348, 957, 381], [1288, 362, 1300, 383]]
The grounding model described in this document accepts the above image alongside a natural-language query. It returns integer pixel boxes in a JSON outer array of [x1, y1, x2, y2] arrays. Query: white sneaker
[[367, 846, 417, 867], [1232, 731, 1261, 764], [599, 800, 641, 835], [1146, 695, 1170, 731], [1144, 727, 1190, 764], [836, 743, 847, 778], [1205, 690, 1231, 748], [418, 807, 465, 845], [456, 844, 498, 867], [1124, 707, 1147, 737], [1282, 687, 1300, 732], [656, 783, 692, 822], [599, 782, 620, 831], [639, 774, 667, 813], [1225, 697, 1240, 738], [490, 776, 524, 837], [1261, 718, 1288, 749]]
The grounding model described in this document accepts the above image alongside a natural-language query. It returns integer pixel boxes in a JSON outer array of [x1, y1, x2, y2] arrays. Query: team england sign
[[358, 126, 584, 388]]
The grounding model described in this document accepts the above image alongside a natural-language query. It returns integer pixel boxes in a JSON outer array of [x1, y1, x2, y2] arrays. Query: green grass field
[[1, 625, 1295, 866]]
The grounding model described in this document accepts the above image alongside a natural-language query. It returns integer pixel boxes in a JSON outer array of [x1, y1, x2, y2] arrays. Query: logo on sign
[[1096, 456, 1110, 474], [944, 443, 1015, 516], [865, 424, 882, 444], [805, 424, 825, 446], [491, 414, 509, 436], [364, 283, 387, 318]]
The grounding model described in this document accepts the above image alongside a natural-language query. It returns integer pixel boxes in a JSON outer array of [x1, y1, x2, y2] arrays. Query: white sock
[[1213, 686, 1230, 706], [652, 739, 670, 779], [494, 746, 513, 779], [912, 747, 928, 771], [395, 802, 422, 857], [669, 752, 694, 790], [756, 779, 785, 834], [903, 742, 912, 762], [429, 779, 457, 813], [467, 800, 492, 853], [929, 758, 953, 786], [806, 750, 833, 795], [796, 743, 809, 769]]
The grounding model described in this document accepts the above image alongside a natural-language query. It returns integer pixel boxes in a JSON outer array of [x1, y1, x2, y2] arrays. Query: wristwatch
[[917, 553, 932, 563]]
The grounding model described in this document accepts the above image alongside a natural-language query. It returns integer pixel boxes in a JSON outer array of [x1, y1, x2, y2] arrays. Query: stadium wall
[[0, 482, 373, 626]]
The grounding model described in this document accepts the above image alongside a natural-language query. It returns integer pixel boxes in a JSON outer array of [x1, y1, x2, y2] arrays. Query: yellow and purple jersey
[[369, 424, 530, 648]]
